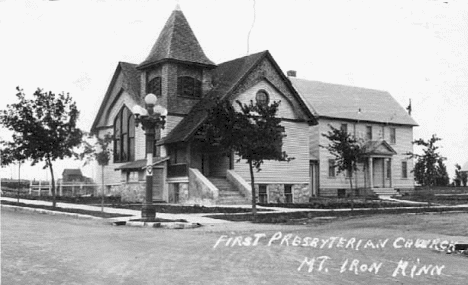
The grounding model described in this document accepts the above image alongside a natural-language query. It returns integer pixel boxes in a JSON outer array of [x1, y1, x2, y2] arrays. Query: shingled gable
[[290, 77, 418, 126], [162, 50, 317, 145], [137, 6, 215, 69], [90, 62, 141, 134]]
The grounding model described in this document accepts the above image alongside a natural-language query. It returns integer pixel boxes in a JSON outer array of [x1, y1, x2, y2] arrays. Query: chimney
[[287, 70, 296, 77]]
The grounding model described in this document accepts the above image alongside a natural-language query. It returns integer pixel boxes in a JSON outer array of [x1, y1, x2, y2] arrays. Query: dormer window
[[177, 76, 201, 97], [256, 90, 269, 106], [147, 77, 162, 97]]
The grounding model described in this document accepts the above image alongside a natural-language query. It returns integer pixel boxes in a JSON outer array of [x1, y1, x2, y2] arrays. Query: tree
[[434, 158, 449, 186], [202, 99, 291, 217], [321, 125, 363, 209], [407, 134, 445, 187], [454, 164, 462, 187], [0, 141, 27, 202], [0, 87, 84, 207], [80, 133, 112, 212]]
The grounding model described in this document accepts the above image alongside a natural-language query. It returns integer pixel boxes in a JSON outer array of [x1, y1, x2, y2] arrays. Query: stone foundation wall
[[255, 183, 311, 203], [109, 182, 145, 202]]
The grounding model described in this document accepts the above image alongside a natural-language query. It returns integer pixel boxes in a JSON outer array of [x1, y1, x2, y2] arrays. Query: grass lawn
[[0, 200, 132, 219], [397, 187, 468, 205]]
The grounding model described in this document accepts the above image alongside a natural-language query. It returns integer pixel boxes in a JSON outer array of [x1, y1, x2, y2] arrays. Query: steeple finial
[[175, 3, 181, 11]]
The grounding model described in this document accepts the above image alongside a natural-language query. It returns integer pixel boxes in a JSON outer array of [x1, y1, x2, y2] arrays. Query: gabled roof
[[290, 78, 418, 126], [138, 8, 215, 69], [114, 157, 170, 171], [162, 50, 316, 145], [62, 169, 83, 176], [162, 51, 267, 144], [90, 62, 141, 134], [362, 140, 397, 156]]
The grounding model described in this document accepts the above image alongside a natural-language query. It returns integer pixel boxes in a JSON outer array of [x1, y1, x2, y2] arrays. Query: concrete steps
[[208, 177, 249, 205], [372, 188, 400, 198]]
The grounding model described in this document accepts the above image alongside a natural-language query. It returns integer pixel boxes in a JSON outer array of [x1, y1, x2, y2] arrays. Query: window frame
[[340, 123, 348, 134], [255, 90, 269, 106], [177, 76, 202, 98], [390, 128, 396, 144], [366, 126, 372, 140], [258, 184, 268, 204], [284, 184, 293, 203], [328, 159, 336, 178], [401, 161, 408, 179], [147, 77, 162, 97], [113, 106, 135, 163]]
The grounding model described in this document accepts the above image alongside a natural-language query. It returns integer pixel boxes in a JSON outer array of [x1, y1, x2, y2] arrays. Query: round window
[[256, 90, 269, 105]]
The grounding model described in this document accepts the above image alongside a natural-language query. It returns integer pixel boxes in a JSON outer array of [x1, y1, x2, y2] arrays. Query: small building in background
[[62, 169, 85, 182]]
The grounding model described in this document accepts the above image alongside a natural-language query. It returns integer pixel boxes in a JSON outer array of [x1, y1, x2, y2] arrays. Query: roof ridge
[[290, 77, 391, 94]]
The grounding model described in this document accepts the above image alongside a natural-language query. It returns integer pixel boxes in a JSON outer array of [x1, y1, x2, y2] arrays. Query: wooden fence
[[29, 181, 102, 197]]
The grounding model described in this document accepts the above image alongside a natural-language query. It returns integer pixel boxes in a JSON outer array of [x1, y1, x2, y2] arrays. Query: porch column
[[186, 142, 191, 169], [389, 158, 393, 188], [368, 157, 374, 189]]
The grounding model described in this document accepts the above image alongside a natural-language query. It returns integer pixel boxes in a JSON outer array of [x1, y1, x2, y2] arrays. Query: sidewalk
[[2, 196, 468, 225]]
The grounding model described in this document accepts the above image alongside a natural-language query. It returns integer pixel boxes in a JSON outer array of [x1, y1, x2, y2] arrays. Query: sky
[[0, 0, 467, 182]]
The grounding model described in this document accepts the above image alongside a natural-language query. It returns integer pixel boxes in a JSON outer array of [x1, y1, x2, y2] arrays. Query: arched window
[[177, 76, 202, 97], [256, 90, 269, 106], [147, 77, 161, 97], [114, 106, 135, 163]]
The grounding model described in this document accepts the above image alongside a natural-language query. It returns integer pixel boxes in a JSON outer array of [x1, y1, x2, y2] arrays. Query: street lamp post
[[132, 93, 167, 219]]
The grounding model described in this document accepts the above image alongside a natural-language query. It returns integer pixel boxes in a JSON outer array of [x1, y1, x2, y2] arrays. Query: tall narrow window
[[401, 161, 408, 179], [147, 77, 162, 97], [340, 123, 348, 134], [128, 115, 135, 161], [153, 127, 161, 157], [113, 106, 135, 163], [366, 126, 372, 140], [284, 184, 293, 203], [121, 108, 129, 161], [390, 128, 396, 144], [114, 116, 121, 162], [328, 159, 336, 177], [258, 185, 268, 204]]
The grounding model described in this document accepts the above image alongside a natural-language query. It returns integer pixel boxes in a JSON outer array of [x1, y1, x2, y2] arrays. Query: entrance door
[[372, 159, 384, 188], [310, 161, 319, 196], [208, 154, 230, 177], [152, 167, 164, 201]]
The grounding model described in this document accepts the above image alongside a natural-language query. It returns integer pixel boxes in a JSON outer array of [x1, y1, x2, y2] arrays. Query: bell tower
[[137, 5, 216, 115]]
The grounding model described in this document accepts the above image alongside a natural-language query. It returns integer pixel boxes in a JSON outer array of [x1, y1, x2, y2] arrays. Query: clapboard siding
[[234, 80, 297, 120], [309, 124, 320, 160], [316, 118, 415, 190], [234, 121, 309, 184], [95, 126, 126, 186]]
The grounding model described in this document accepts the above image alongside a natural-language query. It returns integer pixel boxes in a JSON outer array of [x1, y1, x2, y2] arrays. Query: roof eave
[[137, 58, 217, 71]]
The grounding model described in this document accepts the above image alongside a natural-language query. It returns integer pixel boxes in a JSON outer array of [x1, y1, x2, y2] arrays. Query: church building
[[91, 6, 416, 204]]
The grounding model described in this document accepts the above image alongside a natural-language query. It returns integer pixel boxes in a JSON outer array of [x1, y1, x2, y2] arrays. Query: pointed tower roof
[[138, 7, 215, 69]]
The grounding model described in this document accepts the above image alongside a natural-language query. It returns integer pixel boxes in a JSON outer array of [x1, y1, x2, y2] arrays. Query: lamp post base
[[141, 204, 156, 220]]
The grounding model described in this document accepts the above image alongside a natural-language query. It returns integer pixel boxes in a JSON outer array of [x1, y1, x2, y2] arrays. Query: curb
[[1, 204, 102, 220], [116, 220, 202, 229]]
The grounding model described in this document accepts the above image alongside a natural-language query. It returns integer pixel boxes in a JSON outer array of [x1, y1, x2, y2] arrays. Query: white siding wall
[[234, 121, 310, 184], [316, 118, 415, 191], [234, 80, 297, 119]]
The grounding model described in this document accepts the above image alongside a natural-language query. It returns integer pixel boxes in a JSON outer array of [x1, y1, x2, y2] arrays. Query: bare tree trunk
[[17, 162, 21, 203], [101, 165, 105, 212], [47, 156, 56, 208], [349, 169, 354, 211], [249, 159, 257, 219]]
